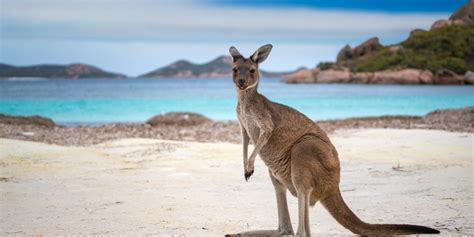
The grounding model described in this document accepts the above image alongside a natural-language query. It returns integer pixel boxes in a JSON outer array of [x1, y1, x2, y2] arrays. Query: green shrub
[[438, 57, 468, 74], [355, 49, 402, 72], [351, 25, 474, 74], [317, 61, 335, 70]]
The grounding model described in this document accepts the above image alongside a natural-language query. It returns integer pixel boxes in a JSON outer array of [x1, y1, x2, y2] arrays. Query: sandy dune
[[0, 129, 472, 236]]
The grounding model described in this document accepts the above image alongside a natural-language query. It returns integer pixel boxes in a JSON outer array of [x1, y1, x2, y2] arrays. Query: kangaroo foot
[[226, 229, 293, 237]]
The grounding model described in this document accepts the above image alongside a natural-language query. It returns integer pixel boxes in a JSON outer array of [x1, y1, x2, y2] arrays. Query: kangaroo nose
[[238, 79, 245, 86]]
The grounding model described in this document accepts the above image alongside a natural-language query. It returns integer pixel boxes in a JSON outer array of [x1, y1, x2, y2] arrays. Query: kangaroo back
[[321, 189, 440, 235]]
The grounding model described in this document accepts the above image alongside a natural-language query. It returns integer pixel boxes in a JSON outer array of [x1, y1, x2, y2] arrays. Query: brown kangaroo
[[225, 44, 440, 237]]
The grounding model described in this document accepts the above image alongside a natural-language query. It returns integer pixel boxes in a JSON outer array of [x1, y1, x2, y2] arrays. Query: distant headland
[[138, 55, 294, 79], [0, 56, 293, 80], [283, 1, 474, 85], [0, 63, 126, 79]]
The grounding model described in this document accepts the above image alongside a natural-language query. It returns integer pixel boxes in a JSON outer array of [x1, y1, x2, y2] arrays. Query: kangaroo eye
[[250, 69, 256, 73], [232, 68, 237, 73]]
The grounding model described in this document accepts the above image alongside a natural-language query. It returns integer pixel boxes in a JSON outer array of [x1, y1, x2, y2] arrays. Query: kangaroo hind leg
[[291, 135, 340, 237], [224, 170, 295, 237], [291, 144, 314, 237], [269, 170, 294, 235]]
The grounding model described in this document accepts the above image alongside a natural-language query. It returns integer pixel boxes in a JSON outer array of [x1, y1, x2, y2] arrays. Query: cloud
[[1, 0, 449, 42]]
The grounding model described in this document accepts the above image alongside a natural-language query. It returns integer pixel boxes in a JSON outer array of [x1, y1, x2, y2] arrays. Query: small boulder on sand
[[0, 114, 56, 127], [146, 112, 212, 127]]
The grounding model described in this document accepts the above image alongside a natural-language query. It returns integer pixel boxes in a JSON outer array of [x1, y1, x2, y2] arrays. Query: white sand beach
[[0, 129, 473, 236]]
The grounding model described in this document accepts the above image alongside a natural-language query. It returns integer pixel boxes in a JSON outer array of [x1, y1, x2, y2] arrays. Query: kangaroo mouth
[[237, 81, 257, 90]]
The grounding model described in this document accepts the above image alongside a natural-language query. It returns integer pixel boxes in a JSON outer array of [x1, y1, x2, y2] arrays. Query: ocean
[[1, 78, 473, 125]]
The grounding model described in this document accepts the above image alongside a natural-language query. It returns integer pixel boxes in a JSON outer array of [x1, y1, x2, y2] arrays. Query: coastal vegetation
[[284, 1, 474, 84], [352, 25, 474, 74]]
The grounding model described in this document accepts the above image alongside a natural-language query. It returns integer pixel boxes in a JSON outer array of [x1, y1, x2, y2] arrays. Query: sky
[[0, 0, 466, 76]]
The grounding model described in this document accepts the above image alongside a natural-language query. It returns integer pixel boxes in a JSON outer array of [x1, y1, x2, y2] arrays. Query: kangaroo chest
[[238, 104, 291, 173], [237, 101, 262, 143]]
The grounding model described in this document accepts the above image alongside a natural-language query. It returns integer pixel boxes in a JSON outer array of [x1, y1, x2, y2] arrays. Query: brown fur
[[226, 44, 440, 237]]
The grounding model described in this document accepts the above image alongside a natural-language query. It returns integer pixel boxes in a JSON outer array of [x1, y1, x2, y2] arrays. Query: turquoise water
[[1, 78, 473, 124]]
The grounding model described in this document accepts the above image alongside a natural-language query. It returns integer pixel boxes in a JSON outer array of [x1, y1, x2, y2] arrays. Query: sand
[[0, 129, 473, 236]]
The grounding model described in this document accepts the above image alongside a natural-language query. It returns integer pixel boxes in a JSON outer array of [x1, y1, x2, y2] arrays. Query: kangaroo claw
[[244, 170, 254, 181]]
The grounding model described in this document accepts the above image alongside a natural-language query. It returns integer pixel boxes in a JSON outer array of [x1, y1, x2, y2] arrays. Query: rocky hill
[[0, 63, 126, 79], [284, 1, 474, 84], [139, 55, 293, 78], [139, 56, 232, 78]]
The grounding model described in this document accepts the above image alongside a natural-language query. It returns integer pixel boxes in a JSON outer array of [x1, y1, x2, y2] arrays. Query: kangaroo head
[[229, 44, 273, 91]]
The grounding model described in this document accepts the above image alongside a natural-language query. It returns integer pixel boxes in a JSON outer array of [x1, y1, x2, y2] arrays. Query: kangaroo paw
[[244, 170, 254, 181]]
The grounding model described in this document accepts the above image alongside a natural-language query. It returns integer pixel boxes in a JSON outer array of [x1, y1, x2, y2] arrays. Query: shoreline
[[0, 106, 472, 146]]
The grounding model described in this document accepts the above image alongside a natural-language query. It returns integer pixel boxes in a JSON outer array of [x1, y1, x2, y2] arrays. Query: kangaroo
[[226, 44, 440, 237]]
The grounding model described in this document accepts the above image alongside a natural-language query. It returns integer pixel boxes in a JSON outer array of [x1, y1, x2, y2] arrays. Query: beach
[[2, 1, 473, 235], [1, 128, 472, 236], [2, 0, 474, 236]]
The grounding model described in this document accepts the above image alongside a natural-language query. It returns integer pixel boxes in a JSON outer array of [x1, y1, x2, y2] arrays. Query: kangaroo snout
[[238, 79, 245, 87]]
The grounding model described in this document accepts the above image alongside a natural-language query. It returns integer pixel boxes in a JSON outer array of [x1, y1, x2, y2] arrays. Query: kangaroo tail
[[321, 188, 440, 235]]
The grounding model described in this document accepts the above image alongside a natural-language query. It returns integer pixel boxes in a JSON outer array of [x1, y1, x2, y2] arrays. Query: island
[[0, 63, 126, 79], [138, 55, 294, 78]]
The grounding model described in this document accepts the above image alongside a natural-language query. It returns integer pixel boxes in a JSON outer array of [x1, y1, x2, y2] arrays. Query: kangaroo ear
[[250, 44, 273, 64], [229, 46, 243, 62]]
